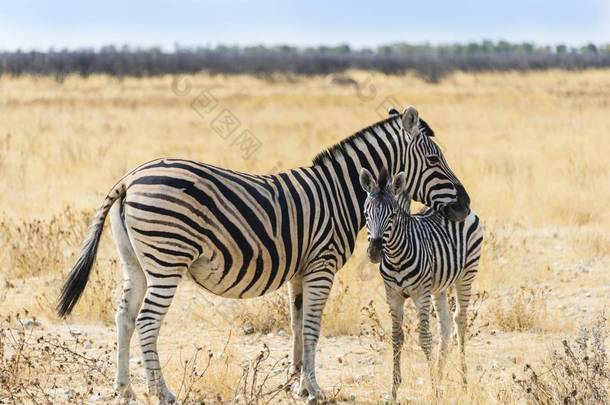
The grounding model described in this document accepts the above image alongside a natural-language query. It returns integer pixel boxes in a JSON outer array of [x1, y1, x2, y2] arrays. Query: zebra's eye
[[427, 155, 440, 165]]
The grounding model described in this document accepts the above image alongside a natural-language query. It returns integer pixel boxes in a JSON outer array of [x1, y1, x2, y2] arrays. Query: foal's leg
[[385, 284, 406, 400], [110, 204, 146, 400], [432, 291, 452, 381], [454, 278, 474, 387], [413, 291, 435, 387]]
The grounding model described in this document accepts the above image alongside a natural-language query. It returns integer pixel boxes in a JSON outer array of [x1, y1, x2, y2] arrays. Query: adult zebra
[[57, 106, 470, 404], [360, 167, 483, 400]]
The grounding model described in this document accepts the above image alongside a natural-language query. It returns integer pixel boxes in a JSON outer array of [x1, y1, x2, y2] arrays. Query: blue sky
[[1, 0, 609, 50]]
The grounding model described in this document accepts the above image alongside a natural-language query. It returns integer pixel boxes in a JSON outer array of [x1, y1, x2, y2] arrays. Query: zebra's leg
[[297, 270, 334, 403], [288, 277, 304, 379], [454, 277, 474, 387], [432, 291, 452, 382], [413, 292, 435, 387], [110, 203, 146, 400], [136, 268, 185, 404], [385, 284, 405, 401]]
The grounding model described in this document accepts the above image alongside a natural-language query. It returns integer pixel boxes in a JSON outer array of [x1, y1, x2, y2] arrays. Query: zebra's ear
[[377, 167, 389, 189], [359, 168, 377, 194], [388, 107, 400, 117], [391, 172, 407, 196], [401, 106, 420, 137]]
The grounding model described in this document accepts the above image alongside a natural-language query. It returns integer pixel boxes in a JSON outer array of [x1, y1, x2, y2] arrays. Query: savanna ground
[[0, 70, 609, 404]]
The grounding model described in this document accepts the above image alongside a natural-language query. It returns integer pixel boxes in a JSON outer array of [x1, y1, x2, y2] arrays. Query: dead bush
[[0, 207, 91, 279], [513, 313, 609, 404], [0, 314, 114, 404], [491, 286, 549, 332], [234, 291, 290, 335]]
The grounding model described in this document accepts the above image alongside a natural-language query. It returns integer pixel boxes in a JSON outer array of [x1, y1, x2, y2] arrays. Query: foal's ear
[[360, 168, 377, 193], [391, 172, 407, 196], [401, 106, 420, 137]]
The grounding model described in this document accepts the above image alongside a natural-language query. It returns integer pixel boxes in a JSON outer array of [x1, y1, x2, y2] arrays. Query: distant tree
[[584, 43, 598, 54], [1, 41, 609, 82]]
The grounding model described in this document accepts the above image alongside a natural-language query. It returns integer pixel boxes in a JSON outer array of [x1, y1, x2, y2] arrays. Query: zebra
[[56, 106, 471, 404], [359, 167, 483, 400]]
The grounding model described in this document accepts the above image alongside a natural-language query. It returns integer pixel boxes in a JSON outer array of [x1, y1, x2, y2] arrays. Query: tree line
[[1, 41, 609, 82]]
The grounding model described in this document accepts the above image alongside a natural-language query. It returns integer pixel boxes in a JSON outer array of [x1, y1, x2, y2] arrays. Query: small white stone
[[51, 388, 75, 401], [278, 329, 287, 337], [242, 324, 255, 335], [415, 377, 425, 386], [20, 318, 41, 328]]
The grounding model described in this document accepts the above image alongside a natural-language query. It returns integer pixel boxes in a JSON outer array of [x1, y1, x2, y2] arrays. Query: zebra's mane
[[312, 116, 397, 166], [311, 115, 435, 166]]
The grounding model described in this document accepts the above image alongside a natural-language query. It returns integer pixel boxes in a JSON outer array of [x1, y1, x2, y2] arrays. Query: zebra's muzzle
[[442, 183, 471, 222], [367, 238, 383, 264]]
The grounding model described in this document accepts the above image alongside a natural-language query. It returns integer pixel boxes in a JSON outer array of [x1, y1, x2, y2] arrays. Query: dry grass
[[0, 69, 609, 403], [492, 287, 549, 332]]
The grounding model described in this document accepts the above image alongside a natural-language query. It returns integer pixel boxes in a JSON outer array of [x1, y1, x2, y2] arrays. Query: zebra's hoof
[[307, 388, 326, 404], [157, 389, 176, 405], [291, 381, 308, 398], [114, 381, 136, 403]]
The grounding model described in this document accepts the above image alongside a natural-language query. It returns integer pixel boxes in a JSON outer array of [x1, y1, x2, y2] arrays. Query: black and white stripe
[[360, 167, 483, 400], [57, 106, 471, 404]]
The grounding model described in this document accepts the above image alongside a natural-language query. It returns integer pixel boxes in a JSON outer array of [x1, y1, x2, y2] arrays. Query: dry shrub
[[0, 207, 91, 279], [170, 336, 242, 403], [492, 287, 548, 332], [232, 344, 293, 404], [360, 299, 390, 343], [513, 313, 609, 404], [0, 314, 114, 404], [178, 347, 232, 404], [171, 340, 293, 404], [234, 291, 290, 334]]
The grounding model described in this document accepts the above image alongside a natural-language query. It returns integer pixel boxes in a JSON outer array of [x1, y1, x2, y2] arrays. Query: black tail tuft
[[57, 178, 126, 318], [57, 228, 103, 318]]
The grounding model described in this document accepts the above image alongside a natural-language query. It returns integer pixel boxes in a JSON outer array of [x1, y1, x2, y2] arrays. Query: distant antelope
[[56, 107, 471, 404], [360, 167, 483, 400]]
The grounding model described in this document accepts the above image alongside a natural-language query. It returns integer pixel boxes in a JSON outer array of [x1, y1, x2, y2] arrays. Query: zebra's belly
[[188, 251, 292, 299]]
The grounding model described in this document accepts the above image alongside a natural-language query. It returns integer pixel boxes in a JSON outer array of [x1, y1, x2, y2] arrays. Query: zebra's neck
[[384, 206, 410, 266], [311, 116, 407, 261]]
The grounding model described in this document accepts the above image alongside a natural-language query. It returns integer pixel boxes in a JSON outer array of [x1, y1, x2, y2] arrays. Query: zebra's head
[[397, 106, 471, 221], [360, 167, 401, 264]]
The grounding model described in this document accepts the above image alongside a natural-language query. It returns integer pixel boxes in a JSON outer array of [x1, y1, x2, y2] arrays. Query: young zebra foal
[[360, 168, 483, 399]]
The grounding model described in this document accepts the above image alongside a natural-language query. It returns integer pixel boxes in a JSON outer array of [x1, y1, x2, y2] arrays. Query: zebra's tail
[[57, 179, 128, 318]]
